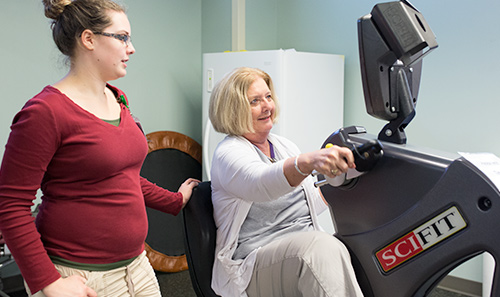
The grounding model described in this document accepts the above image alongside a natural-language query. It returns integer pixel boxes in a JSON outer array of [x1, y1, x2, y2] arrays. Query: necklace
[[268, 140, 276, 163]]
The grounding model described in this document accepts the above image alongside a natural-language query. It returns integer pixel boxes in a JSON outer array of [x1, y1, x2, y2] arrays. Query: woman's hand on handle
[[303, 145, 355, 178], [284, 145, 355, 187]]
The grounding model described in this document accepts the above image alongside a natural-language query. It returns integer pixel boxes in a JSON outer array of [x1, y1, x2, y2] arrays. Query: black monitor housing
[[358, 0, 438, 144]]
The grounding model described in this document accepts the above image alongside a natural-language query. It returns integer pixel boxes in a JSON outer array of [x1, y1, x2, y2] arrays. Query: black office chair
[[183, 181, 220, 297], [140, 131, 202, 273], [0, 254, 25, 297]]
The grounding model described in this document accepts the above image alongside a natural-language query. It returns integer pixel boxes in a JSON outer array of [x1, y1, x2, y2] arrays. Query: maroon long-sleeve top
[[0, 85, 183, 293]]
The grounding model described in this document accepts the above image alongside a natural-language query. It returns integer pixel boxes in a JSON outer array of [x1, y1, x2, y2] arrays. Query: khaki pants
[[246, 231, 364, 297], [26, 251, 161, 297]]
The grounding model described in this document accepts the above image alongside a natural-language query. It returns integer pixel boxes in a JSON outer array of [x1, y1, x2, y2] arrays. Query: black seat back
[[183, 181, 220, 297]]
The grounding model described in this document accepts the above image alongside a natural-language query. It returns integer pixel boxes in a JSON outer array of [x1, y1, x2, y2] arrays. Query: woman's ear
[[80, 29, 95, 51]]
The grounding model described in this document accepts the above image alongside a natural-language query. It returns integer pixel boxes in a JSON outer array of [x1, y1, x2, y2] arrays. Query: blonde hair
[[42, 0, 125, 57], [209, 67, 280, 136]]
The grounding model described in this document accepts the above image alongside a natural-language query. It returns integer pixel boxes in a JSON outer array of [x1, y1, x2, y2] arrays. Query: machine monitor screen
[[358, 0, 438, 143]]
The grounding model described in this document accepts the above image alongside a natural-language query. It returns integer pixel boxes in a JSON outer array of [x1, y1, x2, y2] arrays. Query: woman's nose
[[127, 42, 136, 54], [261, 98, 272, 110]]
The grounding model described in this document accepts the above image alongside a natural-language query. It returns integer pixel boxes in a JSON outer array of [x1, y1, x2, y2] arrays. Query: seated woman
[[208, 67, 364, 297]]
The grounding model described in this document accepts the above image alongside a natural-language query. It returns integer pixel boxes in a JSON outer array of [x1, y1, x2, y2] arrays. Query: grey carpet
[[155, 270, 470, 297]]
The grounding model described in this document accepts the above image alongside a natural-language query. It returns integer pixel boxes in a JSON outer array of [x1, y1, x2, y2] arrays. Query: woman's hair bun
[[42, 0, 72, 20]]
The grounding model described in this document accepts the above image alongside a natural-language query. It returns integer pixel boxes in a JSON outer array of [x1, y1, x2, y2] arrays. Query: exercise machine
[[316, 1, 499, 296]]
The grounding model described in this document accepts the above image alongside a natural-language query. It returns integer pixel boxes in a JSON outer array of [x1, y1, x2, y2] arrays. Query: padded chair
[[183, 181, 220, 297], [0, 254, 24, 296], [140, 131, 202, 272]]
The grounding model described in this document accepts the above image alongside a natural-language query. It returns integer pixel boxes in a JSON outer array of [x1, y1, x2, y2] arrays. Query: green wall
[[202, 0, 500, 284], [205, 0, 500, 156], [117, 0, 202, 141], [0, 0, 202, 146], [2, 0, 498, 286]]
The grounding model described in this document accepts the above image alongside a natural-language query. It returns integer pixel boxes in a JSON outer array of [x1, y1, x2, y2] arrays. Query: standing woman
[[209, 67, 364, 296], [0, 0, 199, 296]]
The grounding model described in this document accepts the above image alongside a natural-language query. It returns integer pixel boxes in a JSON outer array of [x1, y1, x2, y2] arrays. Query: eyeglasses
[[93, 31, 132, 46]]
